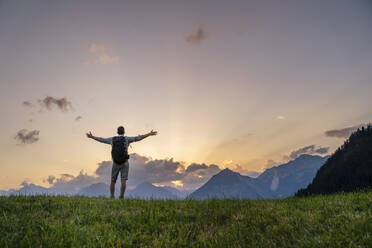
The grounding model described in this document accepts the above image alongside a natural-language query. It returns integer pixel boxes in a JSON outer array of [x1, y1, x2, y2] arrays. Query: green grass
[[1, 192, 372, 248]]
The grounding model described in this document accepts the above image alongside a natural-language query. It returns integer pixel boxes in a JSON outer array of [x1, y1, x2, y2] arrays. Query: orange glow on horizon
[[171, 180, 184, 187]]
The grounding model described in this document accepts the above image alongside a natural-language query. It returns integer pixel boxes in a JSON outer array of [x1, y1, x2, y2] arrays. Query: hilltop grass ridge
[[1, 192, 372, 247]]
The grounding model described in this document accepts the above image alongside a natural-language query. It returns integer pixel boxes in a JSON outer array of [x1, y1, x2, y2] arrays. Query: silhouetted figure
[[86, 126, 157, 198]]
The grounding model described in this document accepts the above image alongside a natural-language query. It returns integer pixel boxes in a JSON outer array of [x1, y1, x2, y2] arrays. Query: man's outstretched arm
[[129, 130, 158, 143], [86, 131, 112, 144]]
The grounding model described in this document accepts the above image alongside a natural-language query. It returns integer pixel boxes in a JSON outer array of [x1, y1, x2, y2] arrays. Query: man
[[86, 126, 157, 198]]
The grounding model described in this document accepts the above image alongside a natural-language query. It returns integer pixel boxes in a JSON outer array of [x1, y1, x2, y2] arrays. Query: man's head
[[117, 126, 125, 135]]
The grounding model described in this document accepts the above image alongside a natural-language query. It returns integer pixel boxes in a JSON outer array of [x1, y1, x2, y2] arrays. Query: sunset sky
[[1, 0, 372, 190]]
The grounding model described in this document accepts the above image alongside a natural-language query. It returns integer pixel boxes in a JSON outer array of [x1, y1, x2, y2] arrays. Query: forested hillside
[[297, 125, 372, 196]]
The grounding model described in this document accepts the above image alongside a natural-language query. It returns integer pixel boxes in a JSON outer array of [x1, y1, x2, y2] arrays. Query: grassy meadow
[[1, 192, 372, 247]]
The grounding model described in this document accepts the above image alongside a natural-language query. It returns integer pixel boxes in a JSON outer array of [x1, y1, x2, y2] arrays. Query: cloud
[[22, 101, 34, 108], [325, 124, 366, 138], [220, 159, 260, 177], [51, 171, 99, 192], [39, 96, 72, 112], [45, 162, 114, 193], [90, 43, 105, 53], [95, 161, 112, 178], [99, 54, 119, 64], [45, 154, 222, 191], [314, 147, 329, 154], [85, 43, 119, 65], [185, 163, 208, 173], [230, 164, 260, 177], [45, 176, 55, 184], [129, 155, 185, 185], [20, 178, 32, 187], [289, 145, 329, 159], [185, 27, 211, 45], [127, 155, 221, 189], [265, 159, 280, 168], [75, 116, 82, 121], [14, 129, 40, 144], [84, 54, 120, 65], [171, 180, 183, 187], [180, 164, 221, 189]]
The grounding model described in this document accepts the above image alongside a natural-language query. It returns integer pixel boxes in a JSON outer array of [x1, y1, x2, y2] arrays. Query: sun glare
[[171, 180, 184, 187]]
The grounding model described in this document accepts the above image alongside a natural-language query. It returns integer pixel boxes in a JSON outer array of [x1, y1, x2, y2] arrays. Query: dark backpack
[[111, 136, 129, 165]]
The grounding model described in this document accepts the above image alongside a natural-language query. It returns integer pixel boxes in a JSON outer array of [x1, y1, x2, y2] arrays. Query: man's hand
[[149, 130, 158, 136], [86, 131, 94, 139]]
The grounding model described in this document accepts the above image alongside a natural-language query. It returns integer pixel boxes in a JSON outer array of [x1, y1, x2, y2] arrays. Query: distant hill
[[127, 182, 178, 199], [162, 186, 192, 198], [189, 154, 328, 199], [188, 168, 265, 200], [6, 183, 52, 196], [297, 125, 372, 196], [77, 182, 185, 199], [78, 183, 109, 197], [3, 181, 183, 199]]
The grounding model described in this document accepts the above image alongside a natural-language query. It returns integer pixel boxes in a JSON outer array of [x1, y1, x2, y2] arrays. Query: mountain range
[[1, 154, 328, 199], [189, 154, 329, 199], [0, 181, 190, 199]]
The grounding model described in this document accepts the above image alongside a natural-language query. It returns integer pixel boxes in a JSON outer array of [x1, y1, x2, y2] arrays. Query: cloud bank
[[14, 129, 40, 144], [45, 154, 222, 191]]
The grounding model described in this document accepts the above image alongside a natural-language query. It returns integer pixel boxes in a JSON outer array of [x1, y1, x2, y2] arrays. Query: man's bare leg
[[119, 179, 127, 199], [110, 181, 116, 198]]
